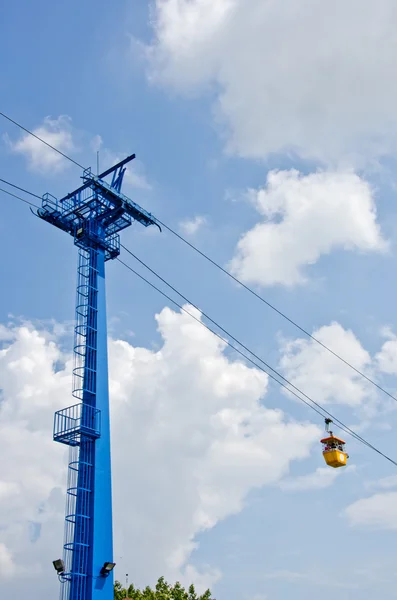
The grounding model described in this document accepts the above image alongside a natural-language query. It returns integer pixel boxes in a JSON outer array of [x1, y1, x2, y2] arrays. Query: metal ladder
[[54, 247, 101, 600]]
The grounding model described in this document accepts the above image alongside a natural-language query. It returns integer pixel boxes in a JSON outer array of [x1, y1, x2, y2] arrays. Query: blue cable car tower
[[36, 155, 159, 600]]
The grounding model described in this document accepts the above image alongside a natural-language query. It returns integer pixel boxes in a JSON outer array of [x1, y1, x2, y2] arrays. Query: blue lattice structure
[[37, 155, 159, 600]]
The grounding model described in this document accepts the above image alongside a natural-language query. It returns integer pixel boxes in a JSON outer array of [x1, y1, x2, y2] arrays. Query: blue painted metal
[[53, 403, 101, 446], [91, 253, 113, 599], [36, 156, 159, 600]]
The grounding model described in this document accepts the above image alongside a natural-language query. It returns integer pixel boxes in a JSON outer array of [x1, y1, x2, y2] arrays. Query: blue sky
[[1, 2, 397, 599]]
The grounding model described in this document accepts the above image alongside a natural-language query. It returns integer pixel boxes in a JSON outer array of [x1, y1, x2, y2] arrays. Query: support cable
[[0, 177, 43, 200], [0, 185, 40, 209], [116, 255, 397, 469], [156, 218, 397, 405]]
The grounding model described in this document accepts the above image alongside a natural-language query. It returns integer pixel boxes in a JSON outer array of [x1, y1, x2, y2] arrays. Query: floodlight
[[53, 559, 65, 574], [100, 562, 116, 576]]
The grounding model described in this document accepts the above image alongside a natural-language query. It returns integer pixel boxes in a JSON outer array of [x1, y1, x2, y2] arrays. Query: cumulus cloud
[[6, 117, 150, 189], [344, 492, 397, 530], [0, 325, 70, 596], [0, 544, 16, 578], [148, 0, 397, 165], [8, 115, 75, 173], [122, 162, 152, 190], [228, 170, 386, 287], [278, 322, 373, 408], [110, 305, 320, 585], [179, 215, 207, 235], [376, 329, 397, 374], [0, 307, 320, 598]]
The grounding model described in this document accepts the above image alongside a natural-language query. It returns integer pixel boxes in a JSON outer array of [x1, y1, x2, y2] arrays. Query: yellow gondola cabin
[[321, 434, 348, 468], [321, 418, 349, 468]]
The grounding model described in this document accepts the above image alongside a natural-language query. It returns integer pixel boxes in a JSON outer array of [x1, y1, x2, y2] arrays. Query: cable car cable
[[0, 186, 40, 209], [0, 177, 43, 201], [155, 218, 397, 406], [116, 256, 397, 468], [0, 111, 395, 405]]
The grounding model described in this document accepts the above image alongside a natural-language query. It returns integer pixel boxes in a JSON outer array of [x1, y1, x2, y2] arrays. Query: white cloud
[[279, 466, 353, 492], [0, 544, 16, 578], [148, 0, 397, 165], [7, 117, 150, 189], [0, 324, 70, 596], [110, 305, 320, 585], [180, 564, 221, 593], [228, 170, 386, 287], [376, 330, 397, 374], [8, 115, 75, 173], [124, 166, 152, 190], [344, 492, 397, 530], [279, 322, 373, 408], [179, 215, 207, 235], [0, 307, 320, 597]]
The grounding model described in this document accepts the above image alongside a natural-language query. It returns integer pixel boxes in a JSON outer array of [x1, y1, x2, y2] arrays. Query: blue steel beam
[[91, 251, 113, 600], [41, 156, 160, 600]]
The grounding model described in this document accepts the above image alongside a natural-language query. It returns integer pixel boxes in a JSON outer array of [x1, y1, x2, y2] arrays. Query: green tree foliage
[[114, 576, 214, 600]]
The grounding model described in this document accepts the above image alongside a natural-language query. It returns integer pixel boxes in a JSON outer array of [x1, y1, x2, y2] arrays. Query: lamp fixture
[[100, 561, 116, 576], [53, 559, 65, 574]]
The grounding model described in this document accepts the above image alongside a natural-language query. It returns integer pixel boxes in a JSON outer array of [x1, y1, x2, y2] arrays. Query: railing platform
[[53, 403, 101, 446]]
